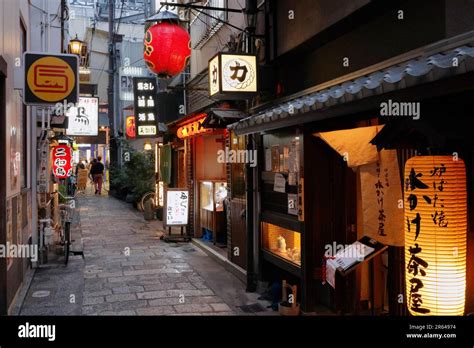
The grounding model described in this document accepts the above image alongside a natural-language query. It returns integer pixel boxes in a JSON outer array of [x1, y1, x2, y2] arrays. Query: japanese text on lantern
[[52, 145, 73, 179], [375, 161, 389, 237], [405, 163, 449, 315]]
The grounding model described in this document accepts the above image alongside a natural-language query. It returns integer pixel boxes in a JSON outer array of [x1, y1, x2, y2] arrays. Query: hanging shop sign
[[65, 97, 99, 136], [404, 156, 467, 316], [164, 189, 189, 226], [133, 77, 159, 137], [360, 149, 404, 246], [23, 52, 79, 105], [209, 53, 258, 100], [144, 21, 191, 78], [176, 115, 212, 139], [126, 115, 136, 139], [52, 144, 73, 179]]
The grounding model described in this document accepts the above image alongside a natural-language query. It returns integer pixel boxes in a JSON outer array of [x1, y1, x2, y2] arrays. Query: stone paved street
[[19, 191, 273, 316]]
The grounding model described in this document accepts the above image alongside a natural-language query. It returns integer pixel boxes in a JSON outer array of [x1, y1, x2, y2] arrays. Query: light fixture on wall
[[144, 140, 153, 151], [404, 156, 467, 316], [68, 34, 84, 56], [68, 34, 89, 68], [244, 0, 258, 30]]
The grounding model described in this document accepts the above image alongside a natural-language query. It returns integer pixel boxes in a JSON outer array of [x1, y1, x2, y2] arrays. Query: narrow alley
[[3, 0, 474, 345], [19, 190, 273, 316]]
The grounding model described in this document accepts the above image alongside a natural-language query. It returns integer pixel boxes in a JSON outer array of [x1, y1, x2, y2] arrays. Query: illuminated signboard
[[24, 52, 79, 105], [132, 77, 159, 138], [66, 97, 99, 136], [164, 189, 189, 226], [209, 53, 258, 100], [177, 115, 212, 139]]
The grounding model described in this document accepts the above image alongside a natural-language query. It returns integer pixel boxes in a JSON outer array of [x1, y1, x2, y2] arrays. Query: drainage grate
[[237, 303, 266, 313]]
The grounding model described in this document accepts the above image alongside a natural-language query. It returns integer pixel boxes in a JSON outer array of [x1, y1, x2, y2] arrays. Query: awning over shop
[[229, 32, 474, 135], [201, 109, 247, 129], [369, 120, 446, 151]]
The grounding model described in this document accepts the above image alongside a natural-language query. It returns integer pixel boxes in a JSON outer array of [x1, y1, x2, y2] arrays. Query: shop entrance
[[307, 136, 357, 313], [195, 134, 228, 252], [229, 133, 247, 270]]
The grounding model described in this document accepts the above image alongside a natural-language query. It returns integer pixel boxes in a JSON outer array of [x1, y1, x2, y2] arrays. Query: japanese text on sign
[[52, 144, 73, 179], [165, 190, 189, 226], [133, 77, 159, 137]]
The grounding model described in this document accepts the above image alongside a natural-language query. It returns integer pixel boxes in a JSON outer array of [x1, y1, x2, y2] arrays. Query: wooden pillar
[[0, 56, 8, 314]]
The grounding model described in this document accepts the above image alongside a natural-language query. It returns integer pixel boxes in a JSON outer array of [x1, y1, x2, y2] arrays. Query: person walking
[[87, 159, 94, 186], [90, 156, 105, 195]]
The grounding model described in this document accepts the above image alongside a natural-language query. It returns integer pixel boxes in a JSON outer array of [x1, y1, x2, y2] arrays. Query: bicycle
[[57, 190, 84, 265], [138, 191, 157, 212]]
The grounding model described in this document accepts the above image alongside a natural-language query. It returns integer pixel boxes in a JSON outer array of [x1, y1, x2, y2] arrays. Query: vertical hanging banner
[[404, 156, 467, 316], [52, 144, 73, 179], [360, 150, 404, 246], [133, 77, 159, 137]]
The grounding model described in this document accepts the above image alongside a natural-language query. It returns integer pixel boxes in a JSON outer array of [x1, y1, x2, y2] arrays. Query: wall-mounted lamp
[[68, 34, 84, 56], [144, 141, 153, 151]]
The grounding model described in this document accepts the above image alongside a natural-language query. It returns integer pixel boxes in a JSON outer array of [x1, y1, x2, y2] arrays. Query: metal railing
[[190, 0, 227, 49]]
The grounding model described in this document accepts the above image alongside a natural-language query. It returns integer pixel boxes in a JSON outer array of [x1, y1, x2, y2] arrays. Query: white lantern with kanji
[[404, 156, 467, 316]]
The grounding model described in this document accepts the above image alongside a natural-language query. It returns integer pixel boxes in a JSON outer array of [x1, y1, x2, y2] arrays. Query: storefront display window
[[262, 222, 301, 266], [261, 131, 302, 215], [200, 181, 228, 212]]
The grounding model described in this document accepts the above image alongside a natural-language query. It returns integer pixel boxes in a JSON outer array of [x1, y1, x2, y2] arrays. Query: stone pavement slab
[[19, 192, 275, 316]]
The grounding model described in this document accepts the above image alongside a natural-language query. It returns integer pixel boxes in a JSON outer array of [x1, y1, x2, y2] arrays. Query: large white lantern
[[404, 156, 467, 316]]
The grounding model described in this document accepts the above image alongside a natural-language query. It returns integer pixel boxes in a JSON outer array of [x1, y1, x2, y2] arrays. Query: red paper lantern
[[144, 22, 191, 78], [126, 116, 136, 139], [52, 144, 73, 179]]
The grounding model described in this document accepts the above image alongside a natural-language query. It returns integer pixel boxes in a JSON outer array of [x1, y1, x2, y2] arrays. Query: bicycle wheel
[[64, 221, 71, 265], [139, 192, 156, 212]]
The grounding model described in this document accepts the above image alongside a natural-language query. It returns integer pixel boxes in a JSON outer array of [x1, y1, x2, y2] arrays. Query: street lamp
[[244, 0, 258, 29], [244, 0, 258, 54], [144, 141, 153, 151], [68, 34, 84, 56]]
